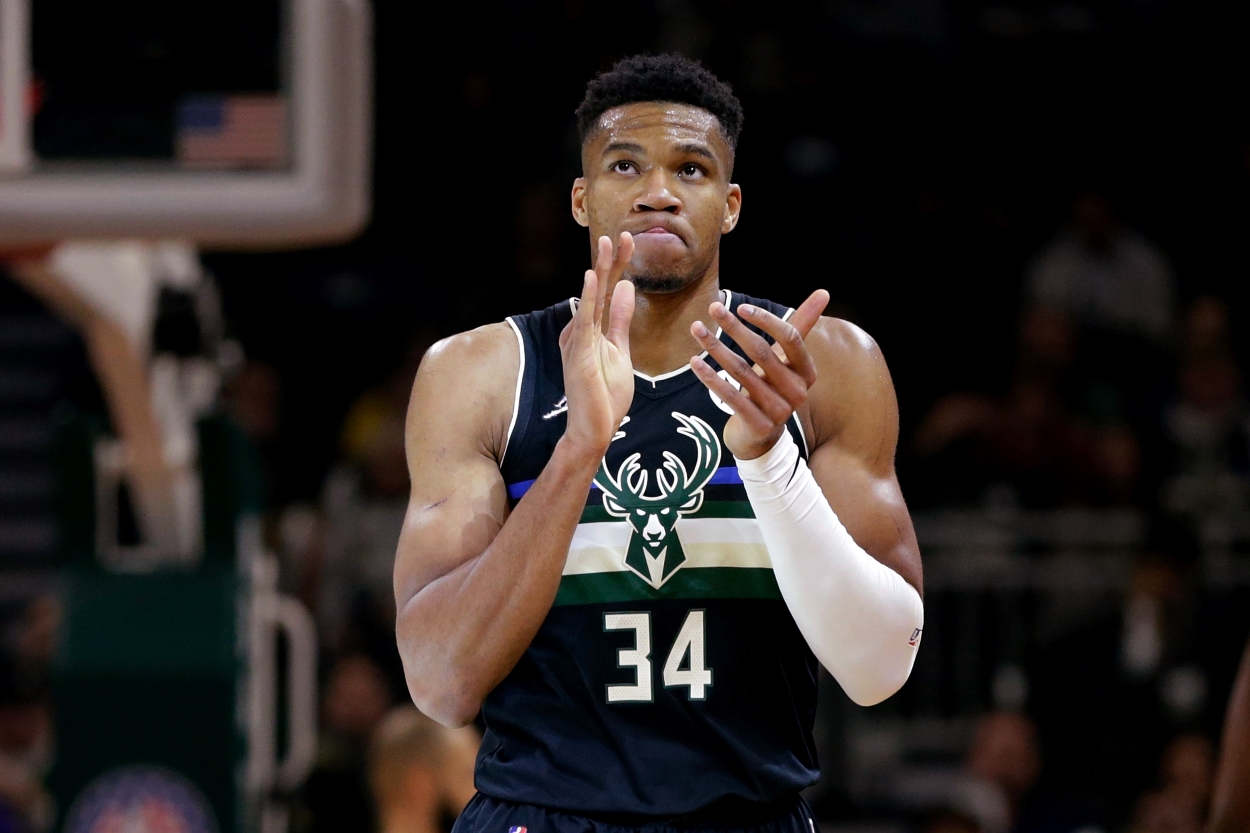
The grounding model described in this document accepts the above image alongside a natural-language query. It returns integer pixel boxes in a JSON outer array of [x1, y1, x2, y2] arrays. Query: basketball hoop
[[0, 0, 372, 249]]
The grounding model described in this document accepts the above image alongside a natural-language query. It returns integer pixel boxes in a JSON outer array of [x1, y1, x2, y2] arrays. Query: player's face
[[573, 102, 741, 294]]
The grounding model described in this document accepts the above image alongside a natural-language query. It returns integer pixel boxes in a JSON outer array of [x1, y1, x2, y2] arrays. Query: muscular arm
[[395, 235, 636, 728], [804, 318, 922, 595], [393, 326, 596, 726], [690, 299, 923, 706]]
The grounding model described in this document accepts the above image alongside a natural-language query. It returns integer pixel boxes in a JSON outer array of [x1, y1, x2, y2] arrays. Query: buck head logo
[[593, 412, 722, 588]]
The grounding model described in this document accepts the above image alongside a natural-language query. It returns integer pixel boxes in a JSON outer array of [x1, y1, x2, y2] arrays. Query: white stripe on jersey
[[564, 517, 772, 576]]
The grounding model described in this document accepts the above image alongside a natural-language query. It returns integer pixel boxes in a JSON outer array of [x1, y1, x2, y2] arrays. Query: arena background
[[1, 1, 1249, 832]]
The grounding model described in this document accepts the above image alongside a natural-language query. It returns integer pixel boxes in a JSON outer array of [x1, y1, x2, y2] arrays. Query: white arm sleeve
[[736, 429, 923, 706]]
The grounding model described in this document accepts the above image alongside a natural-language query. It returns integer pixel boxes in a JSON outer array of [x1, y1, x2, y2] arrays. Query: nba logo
[[509, 827, 528, 833], [908, 628, 922, 647]]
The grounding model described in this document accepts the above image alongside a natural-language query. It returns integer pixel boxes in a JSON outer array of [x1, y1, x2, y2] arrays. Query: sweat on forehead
[[583, 102, 734, 159], [594, 102, 722, 138]]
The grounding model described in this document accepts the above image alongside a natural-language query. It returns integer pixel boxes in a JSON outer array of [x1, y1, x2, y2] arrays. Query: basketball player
[[394, 54, 924, 830]]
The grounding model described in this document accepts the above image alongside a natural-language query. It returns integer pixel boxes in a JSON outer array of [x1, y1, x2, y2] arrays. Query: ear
[[571, 177, 590, 227], [679, 494, 702, 513], [603, 495, 624, 515], [722, 183, 742, 234]]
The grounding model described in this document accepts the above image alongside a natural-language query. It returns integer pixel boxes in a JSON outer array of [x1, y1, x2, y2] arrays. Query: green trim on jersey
[[553, 566, 781, 606]]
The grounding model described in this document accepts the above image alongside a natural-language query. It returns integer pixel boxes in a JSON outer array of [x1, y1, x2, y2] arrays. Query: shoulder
[[420, 321, 518, 376], [414, 321, 519, 403], [806, 316, 891, 389], [406, 321, 520, 459], [804, 317, 898, 461]]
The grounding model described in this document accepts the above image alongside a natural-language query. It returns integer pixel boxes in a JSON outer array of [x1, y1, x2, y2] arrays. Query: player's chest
[[531, 369, 738, 453]]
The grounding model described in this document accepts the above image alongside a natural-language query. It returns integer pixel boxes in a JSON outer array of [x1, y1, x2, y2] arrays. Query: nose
[[634, 168, 681, 214]]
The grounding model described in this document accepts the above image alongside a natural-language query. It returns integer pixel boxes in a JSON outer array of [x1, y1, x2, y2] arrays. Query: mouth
[[634, 226, 684, 244]]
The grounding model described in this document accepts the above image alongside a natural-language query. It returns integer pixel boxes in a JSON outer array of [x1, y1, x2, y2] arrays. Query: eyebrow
[[675, 142, 717, 162], [603, 141, 646, 156], [601, 140, 719, 164]]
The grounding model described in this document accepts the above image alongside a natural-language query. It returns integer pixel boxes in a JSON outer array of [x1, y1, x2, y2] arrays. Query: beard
[[626, 263, 706, 295], [629, 273, 689, 294]]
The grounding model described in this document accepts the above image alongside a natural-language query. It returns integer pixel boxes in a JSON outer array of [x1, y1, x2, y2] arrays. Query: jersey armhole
[[499, 317, 526, 467]]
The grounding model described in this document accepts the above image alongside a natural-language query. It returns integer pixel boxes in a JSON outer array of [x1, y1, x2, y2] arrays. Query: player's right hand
[[559, 233, 636, 460]]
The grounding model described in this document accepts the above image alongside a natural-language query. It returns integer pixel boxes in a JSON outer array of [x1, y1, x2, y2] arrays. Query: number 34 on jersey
[[603, 610, 712, 703]]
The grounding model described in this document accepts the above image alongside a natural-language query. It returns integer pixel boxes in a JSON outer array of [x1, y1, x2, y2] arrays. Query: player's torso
[[478, 291, 819, 815]]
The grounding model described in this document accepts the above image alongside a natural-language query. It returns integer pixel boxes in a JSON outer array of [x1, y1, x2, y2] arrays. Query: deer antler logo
[[593, 412, 722, 588]]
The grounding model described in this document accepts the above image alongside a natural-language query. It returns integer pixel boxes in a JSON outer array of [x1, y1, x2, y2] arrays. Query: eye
[[636, 509, 645, 516], [612, 160, 637, 174], [661, 507, 670, 515], [679, 163, 706, 179]]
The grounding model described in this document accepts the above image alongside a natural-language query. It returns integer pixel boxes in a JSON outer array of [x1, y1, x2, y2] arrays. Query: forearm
[[1210, 638, 1250, 833], [737, 431, 923, 706], [398, 437, 600, 725]]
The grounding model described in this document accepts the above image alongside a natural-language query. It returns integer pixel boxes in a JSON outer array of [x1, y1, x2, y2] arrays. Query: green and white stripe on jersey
[[554, 514, 780, 607]]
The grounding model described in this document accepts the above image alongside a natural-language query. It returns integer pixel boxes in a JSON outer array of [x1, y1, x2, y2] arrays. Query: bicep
[[805, 318, 923, 593], [394, 452, 510, 610], [393, 328, 516, 607]]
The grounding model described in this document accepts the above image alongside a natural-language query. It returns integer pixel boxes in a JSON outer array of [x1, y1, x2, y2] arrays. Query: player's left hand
[[689, 289, 830, 460]]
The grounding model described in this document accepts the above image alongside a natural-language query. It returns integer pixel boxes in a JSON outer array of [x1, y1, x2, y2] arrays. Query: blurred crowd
[[221, 336, 459, 833], [0, 598, 55, 833], [911, 191, 1245, 516], [878, 192, 1247, 833], [913, 712, 1216, 833]]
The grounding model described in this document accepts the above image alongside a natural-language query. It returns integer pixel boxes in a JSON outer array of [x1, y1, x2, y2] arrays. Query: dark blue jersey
[[476, 291, 819, 815]]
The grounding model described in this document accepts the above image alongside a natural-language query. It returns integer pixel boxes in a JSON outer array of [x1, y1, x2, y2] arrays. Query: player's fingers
[[715, 303, 810, 397], [691, 321, 797, 422], [593, 236, 613, 324], [610, 232, 634, 284], [593, 235, 613, 283], [559, 318, 573, 351], [690, 357, 775, 434], [787, 289, 830, 339], [709, 302, 775, 367], [606, 278, 635, 351], [709, 304, 807, 404], [575, 269, 598, 339], [751, 290, 826, 367], [738, 304, 818, 386]]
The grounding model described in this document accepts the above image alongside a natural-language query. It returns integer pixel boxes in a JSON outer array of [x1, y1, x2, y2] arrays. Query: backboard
[[0, 0, 371, 249]]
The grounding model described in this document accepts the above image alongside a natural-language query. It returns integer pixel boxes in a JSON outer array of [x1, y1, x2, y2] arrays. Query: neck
[[379, 805, 440, 833], [625, 262, 722, 378]]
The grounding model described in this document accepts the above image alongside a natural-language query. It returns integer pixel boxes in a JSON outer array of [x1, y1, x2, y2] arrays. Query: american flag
[[176, 94, 288, 169]]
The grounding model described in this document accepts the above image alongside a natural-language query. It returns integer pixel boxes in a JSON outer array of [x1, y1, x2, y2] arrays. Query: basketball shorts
[[452, 792, 817, 833]]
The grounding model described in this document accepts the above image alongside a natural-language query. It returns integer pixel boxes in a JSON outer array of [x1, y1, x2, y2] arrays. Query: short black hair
[[576, 54, 744, 150]]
